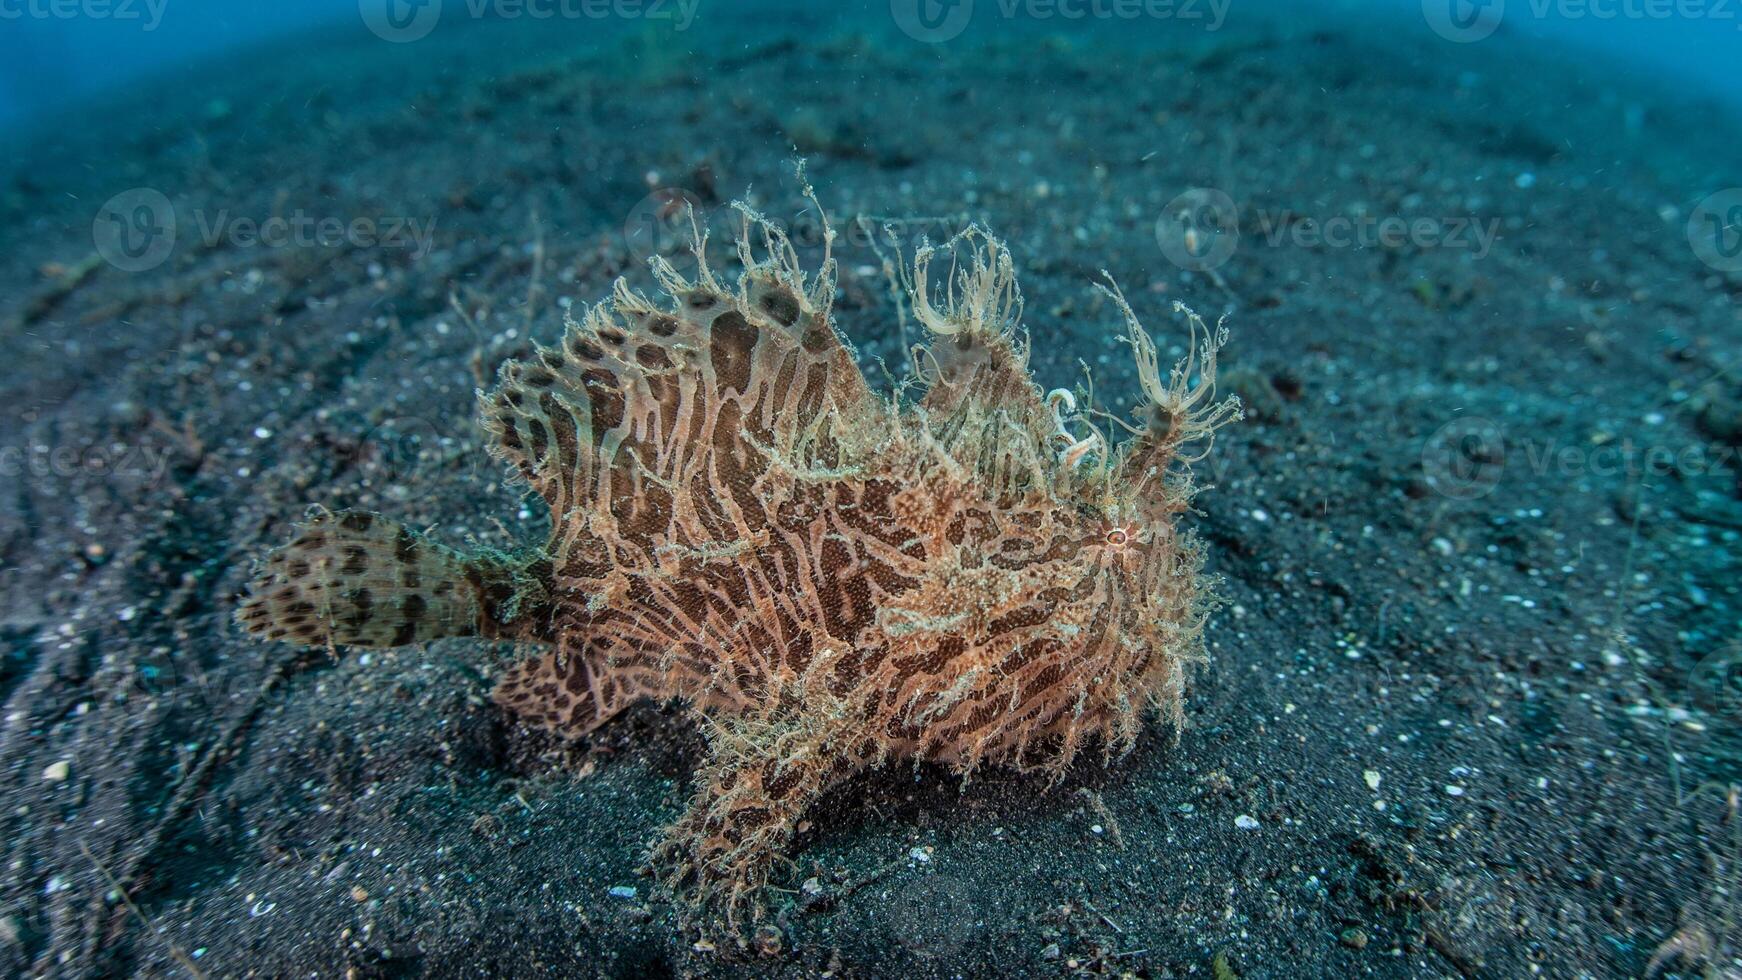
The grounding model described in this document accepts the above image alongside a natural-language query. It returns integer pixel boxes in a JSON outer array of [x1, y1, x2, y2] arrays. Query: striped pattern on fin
[[491, 637, 646, 735], [236, 510, 482, 649]]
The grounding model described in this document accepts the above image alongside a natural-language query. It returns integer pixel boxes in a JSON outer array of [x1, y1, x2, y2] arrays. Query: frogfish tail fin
[[236, 509, 538, 649]]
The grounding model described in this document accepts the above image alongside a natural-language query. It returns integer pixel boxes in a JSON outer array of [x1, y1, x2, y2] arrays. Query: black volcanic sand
[[1, 4, 1740, 977]]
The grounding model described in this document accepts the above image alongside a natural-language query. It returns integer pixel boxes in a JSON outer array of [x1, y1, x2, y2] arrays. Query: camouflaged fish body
[[239, 195, 1239, 930]]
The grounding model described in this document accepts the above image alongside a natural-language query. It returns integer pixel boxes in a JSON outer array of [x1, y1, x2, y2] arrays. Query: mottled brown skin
[[238, 197, 1239, 936]]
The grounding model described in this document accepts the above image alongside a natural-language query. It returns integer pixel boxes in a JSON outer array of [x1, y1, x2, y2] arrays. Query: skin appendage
[[237, 177, 1241, 945]]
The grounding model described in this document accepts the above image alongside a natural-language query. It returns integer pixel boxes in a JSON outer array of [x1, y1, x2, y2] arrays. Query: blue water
[[4, 0, 1740, 130]]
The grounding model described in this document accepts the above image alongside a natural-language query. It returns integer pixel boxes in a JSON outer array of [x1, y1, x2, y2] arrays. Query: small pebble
[[42, 761, 69, 783], [1234, 814, 1260, 830], [1340, 926, 1369, 950], [608, 886, 637, 899]]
